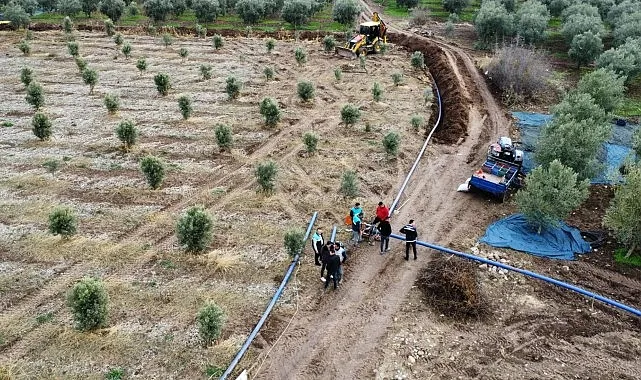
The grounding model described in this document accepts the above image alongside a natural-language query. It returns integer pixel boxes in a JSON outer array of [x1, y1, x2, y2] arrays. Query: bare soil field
[[0, 29, 433, 378]]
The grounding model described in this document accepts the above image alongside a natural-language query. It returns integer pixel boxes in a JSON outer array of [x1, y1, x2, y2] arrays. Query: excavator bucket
[[335, 46, 357, 59]]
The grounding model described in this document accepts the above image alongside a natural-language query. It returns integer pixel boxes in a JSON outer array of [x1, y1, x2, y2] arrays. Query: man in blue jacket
[[399, 219, 418, 260]]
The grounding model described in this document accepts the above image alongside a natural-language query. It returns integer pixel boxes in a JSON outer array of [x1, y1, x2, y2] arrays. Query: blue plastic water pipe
[[389, 233, 641, 318], [220, 212, 318, 380], [330, 225, 337, 242]]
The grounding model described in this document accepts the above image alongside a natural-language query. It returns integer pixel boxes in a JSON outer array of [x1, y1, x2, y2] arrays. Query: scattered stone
[[407, 356, 416, 365], [479, 263, 488, 270], [561, 265, 570, 272]]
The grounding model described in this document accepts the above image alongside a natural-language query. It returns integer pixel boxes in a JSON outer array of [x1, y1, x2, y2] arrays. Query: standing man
[[351, 212, 362, 247], [320, 241, 332, 282], [325, 247, 341, 290], [374, 201, 390, 224], [312, 228, 324, 266], [378, 216, 392, 254], [350, 202, 363, 220], [399, 219, 418, 260], [334, 242, 346, 283]]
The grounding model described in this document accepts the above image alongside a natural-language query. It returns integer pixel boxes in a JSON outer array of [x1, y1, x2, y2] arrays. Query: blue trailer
[[468, 158, 521, 202]]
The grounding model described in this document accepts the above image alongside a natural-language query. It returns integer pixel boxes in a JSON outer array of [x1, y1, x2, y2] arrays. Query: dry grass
[[202, 249, 243, 275]]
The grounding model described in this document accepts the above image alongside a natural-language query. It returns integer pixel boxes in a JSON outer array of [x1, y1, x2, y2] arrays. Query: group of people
[[310, 201, 420, 291]]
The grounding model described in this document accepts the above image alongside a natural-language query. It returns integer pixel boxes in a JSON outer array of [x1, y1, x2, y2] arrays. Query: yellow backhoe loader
[[335, 12, 387, 59]]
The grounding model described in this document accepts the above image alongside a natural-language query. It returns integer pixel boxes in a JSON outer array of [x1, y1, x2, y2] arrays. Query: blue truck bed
[[469, 159, 520, 201]]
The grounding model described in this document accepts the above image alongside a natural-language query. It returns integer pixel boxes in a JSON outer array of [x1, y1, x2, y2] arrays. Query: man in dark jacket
[[378, 217, 392, 254], [399, 219, 418, 260], [320, 241, 332, 282], [312, 228, 324, 266], [324, 248, 341, 290]]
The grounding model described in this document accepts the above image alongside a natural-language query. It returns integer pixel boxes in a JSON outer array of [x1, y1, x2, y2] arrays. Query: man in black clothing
[[320, 241, 332, 282], [324, 248, 341, 290], [379, 217, 392, 254], [399, 219, 418, 260]]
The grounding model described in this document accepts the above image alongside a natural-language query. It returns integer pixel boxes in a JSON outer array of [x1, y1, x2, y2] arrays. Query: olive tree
[[606, 0, 638, 26], [48, 206, 77, 237], [561, 14, 604, 43], [136, 56, 147, 75], [25, 81, 45, 109], [442, 0, 469, 14], [32, 112, 52, 140], [259, 97, 280, 127], [225, 76, 241, 99], [4, 2, 31, 29], [515, 160, 589, 233], [515, 0, 550, 44], [192, 0, 220, 23], [17, 0, 38, 15], [474, 0, 514, 44], [57, 0, 82, 16], [143, 0, 174, 22], [282, 0, 311, 28], [82, 68, 98, 94], [100, 0, 125, 22], [596, 38, 641, 82], [255, 160, 278, 192], [604, 163, 641, 258], [140, 155, 165, 189], [116, 119, 138, 150], [612, 11, 641, 47], [67, 277, 109, 331], [214, 123, 233, 151], [397, 0, 418, 8], [576, 68, 626, 113], [235, 0, 264, 24], [568, 31, 603, 68], [294, 47, 307, 66], [154, 72, 171, 95], [20, 66, 33, 86], [332, 0, 360, 28], [197, 303, 225, 346], [339, 170, 358, 198], [340, 104, 360, 126], [284, 228, 305, 256], [81, 0, 97, 15], [383, 131, 400, 156], [297, 81, 315, 102], [176, 206, 213, 253]]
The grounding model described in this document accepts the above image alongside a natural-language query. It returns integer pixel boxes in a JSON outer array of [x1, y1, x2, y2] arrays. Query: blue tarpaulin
[[479, 214, 592, 260]]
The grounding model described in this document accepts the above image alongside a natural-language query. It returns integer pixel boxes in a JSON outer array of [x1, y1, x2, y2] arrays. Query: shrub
[[25, 81, 45, 109], [18, 39, 30, 55], [62, 15, 73, 33], [613, 11, 641, 47], [302, 132, 318, 153], [604, 163, 641, 258], [294, 47, 307, 66], [58, 0, 82, 16], [259, 97, 280, 127], [486, 44, 551, 101], [39, 0, 58, 11], [266, 37, 275, 52], [576, 68, 625, 113], [114, 32, 124, 46], [154, 72, 171, 96], [340, 104, 360, 126], [140, 155, 165, 189], [212, 34, 223, 49], [103, 18, 115, 36], [136, 56, 147, 75], [607, 0, 638, 26], [20, 66, 33, 86], [409, 6, 430, 26], [515, 0, 550, 44], [282, 0, 311, 28], [105, 368, 125, 380], [172, 0, 187, 15], [74, 56, 87, 72], [516, 160, 589, 233], [442, 0, 469, 14], [383, 131, 400, 156], [179, 47, 189, 61], [103, 93, 120, 114], [200, 64, 212, 80], [235, 0, 264, 24], [561, 14, 604, 44], [121, 41, 132, 58], [128, 1, 139, 15], [323, 35, 336, 52], [4, 2, 31, 29], [115, 119, 138, 150], [17, 0, 38, 15], [214, 123, 233, 151], [633, 127, 641, 158], [474, 0, 514, 43], [284, 228, 305, 256], [67, 40, 79, 56], [339, 170, 358, 198], [82, 68, 98, 94], [423, 86, 433, 104], [332, 0, 360, 27], [100, 0, 125, 22], [195, 23, 207, 38], [359, 55, 366, 71], [42, 159, 60, 176], [161, 33, 173, 47], [596, 38, 641, 82], [561, 2, 600, 20], [32, 112, 52, 140], [48, 206, 77, 237], [176, 205, 213, 253], [192, 0, 220, 23], [334, 67, 342, 81], [410, 114, 424, 130], [177, 94, 192, 119], [391, 72, 403, 86], [372, 82, 382, 102], [197, 303, 225, 346], [144, 0, 174, 22], [297, 81, 315, 102], [410, 51, 424, 70], [255, 160, 278, 192], [67, 277, 109, 330], [568, 31, 603, 68], [264, 66, 274, 80], [225, 76, 241, 100]]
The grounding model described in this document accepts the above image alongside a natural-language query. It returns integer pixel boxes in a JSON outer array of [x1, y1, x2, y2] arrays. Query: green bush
[[200, 64, 212, 80], [140, 155, 165, 189], [178, 94, 192, 119], [332, 0, 360, 27], [67, 41, 79, 56], [255, 160, 278, 192], [25, 81, 44, 109], [423, 86, 433, 104], [410, 114, 424, 130], [42, 158, 60, 176], [25, 29, 34, 40], [105, 368, 125, 380], [128, 1, 139, 15], [264, 66, 275, 80], [143, 0, 173, 22], [197, 303, 225, 346], [192, 0, 220, 23], [259, 97, 281, 127], [475, 0, 514, 44], [294, 47, 307, 66], [100, 0, 126, 22], [297, 80, 315, 102], [576, 68, 625, 113], [32, 112, 52, 140], [136, 56, 147, 75], [161, 33, 173, 47], [604, 163, 641, 258], [62, 15, 74, 32], [568, 31, 603, 68], [235, 0, 264, 24], [340, 104, 360, 126], [104, 18, 115, 36], [303, 132, 318, 153], [75, 56, 87, 72], [391, 72, 403, 86], [225, 76, 241, 99], [284, 228, 305, 256], [195, 23, 207, 38], [179, 47, 189, 61], [266, 38, 275, 52], [282, 0, 311, 28], [154, 72, 171, 96], [115, 119, 138, 150], [515, 160, 589, 233], [82, 68, 98, 94], [596, 38, 641, 82], [114, 32, 124, 46], [103, 93, 120, 114], [561, 14, 604, 44], [176, 205, 213, 253], [372, 82, 382, 102], [323, 35, 336, 52], [442, 0, 469, 14], [339, 170, 358, 198], [48, 206, 77, 237], [359, 55, 366, 71], [214, 123, 233, 151], [515, 0, 550, 44], [212, 34, 224, 49], [334, 67, 342, 81], [4, 2, 31, 29], [67, 277, 109, 331], [633, 128, 641, 158], [121, 41, 132, 58], [18, 39, 30, 55], [383, 131, 400, 156], [20, 66, 33, 86], [410, 51, 425, 70]]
